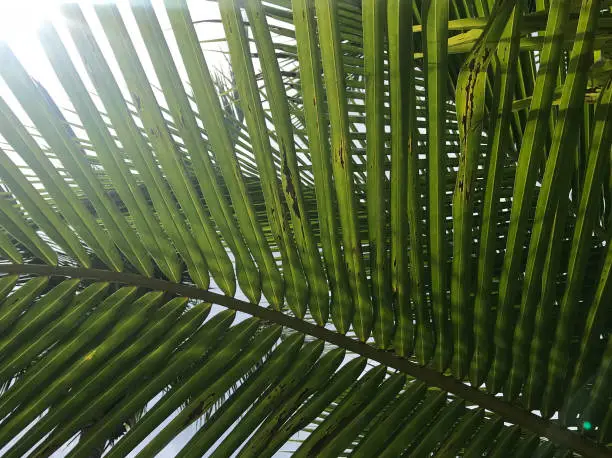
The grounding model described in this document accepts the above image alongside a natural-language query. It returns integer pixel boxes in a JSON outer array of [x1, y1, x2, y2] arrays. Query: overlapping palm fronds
[[0, 0, 611, 455]]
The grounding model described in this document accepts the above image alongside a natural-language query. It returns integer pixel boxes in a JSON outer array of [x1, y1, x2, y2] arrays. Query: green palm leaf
[[0, 0, 610, 456]]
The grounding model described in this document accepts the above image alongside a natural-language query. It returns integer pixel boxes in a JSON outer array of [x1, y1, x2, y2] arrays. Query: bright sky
[[0, 0, 229, 133]]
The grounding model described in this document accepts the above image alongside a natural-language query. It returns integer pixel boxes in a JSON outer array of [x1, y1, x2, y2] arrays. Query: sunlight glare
[[0, 0, 63, 42]]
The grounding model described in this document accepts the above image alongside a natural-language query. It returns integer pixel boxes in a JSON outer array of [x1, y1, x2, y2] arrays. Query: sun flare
[[0, 1, 62, 42]]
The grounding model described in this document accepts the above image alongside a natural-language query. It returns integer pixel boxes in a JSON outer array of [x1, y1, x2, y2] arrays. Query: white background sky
[[0, 0, 230, 130]]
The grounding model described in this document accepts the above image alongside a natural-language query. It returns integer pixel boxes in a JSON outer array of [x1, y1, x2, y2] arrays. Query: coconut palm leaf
[[0, 0, 611, 456]]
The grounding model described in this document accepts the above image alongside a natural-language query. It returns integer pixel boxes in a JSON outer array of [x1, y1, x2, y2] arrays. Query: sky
[[0, 0, 231, 128]]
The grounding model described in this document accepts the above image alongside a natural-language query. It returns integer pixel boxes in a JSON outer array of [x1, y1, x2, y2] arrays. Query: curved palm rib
[[0, 266, 609, 456]]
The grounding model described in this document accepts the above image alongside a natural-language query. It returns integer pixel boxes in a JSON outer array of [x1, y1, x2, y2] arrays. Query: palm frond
[[0, 0, 611, 455]]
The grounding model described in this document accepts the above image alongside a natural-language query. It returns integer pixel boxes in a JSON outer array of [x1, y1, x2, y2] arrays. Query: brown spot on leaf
[[281, 146, 300, 218], [133, 94, 141, 111]]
